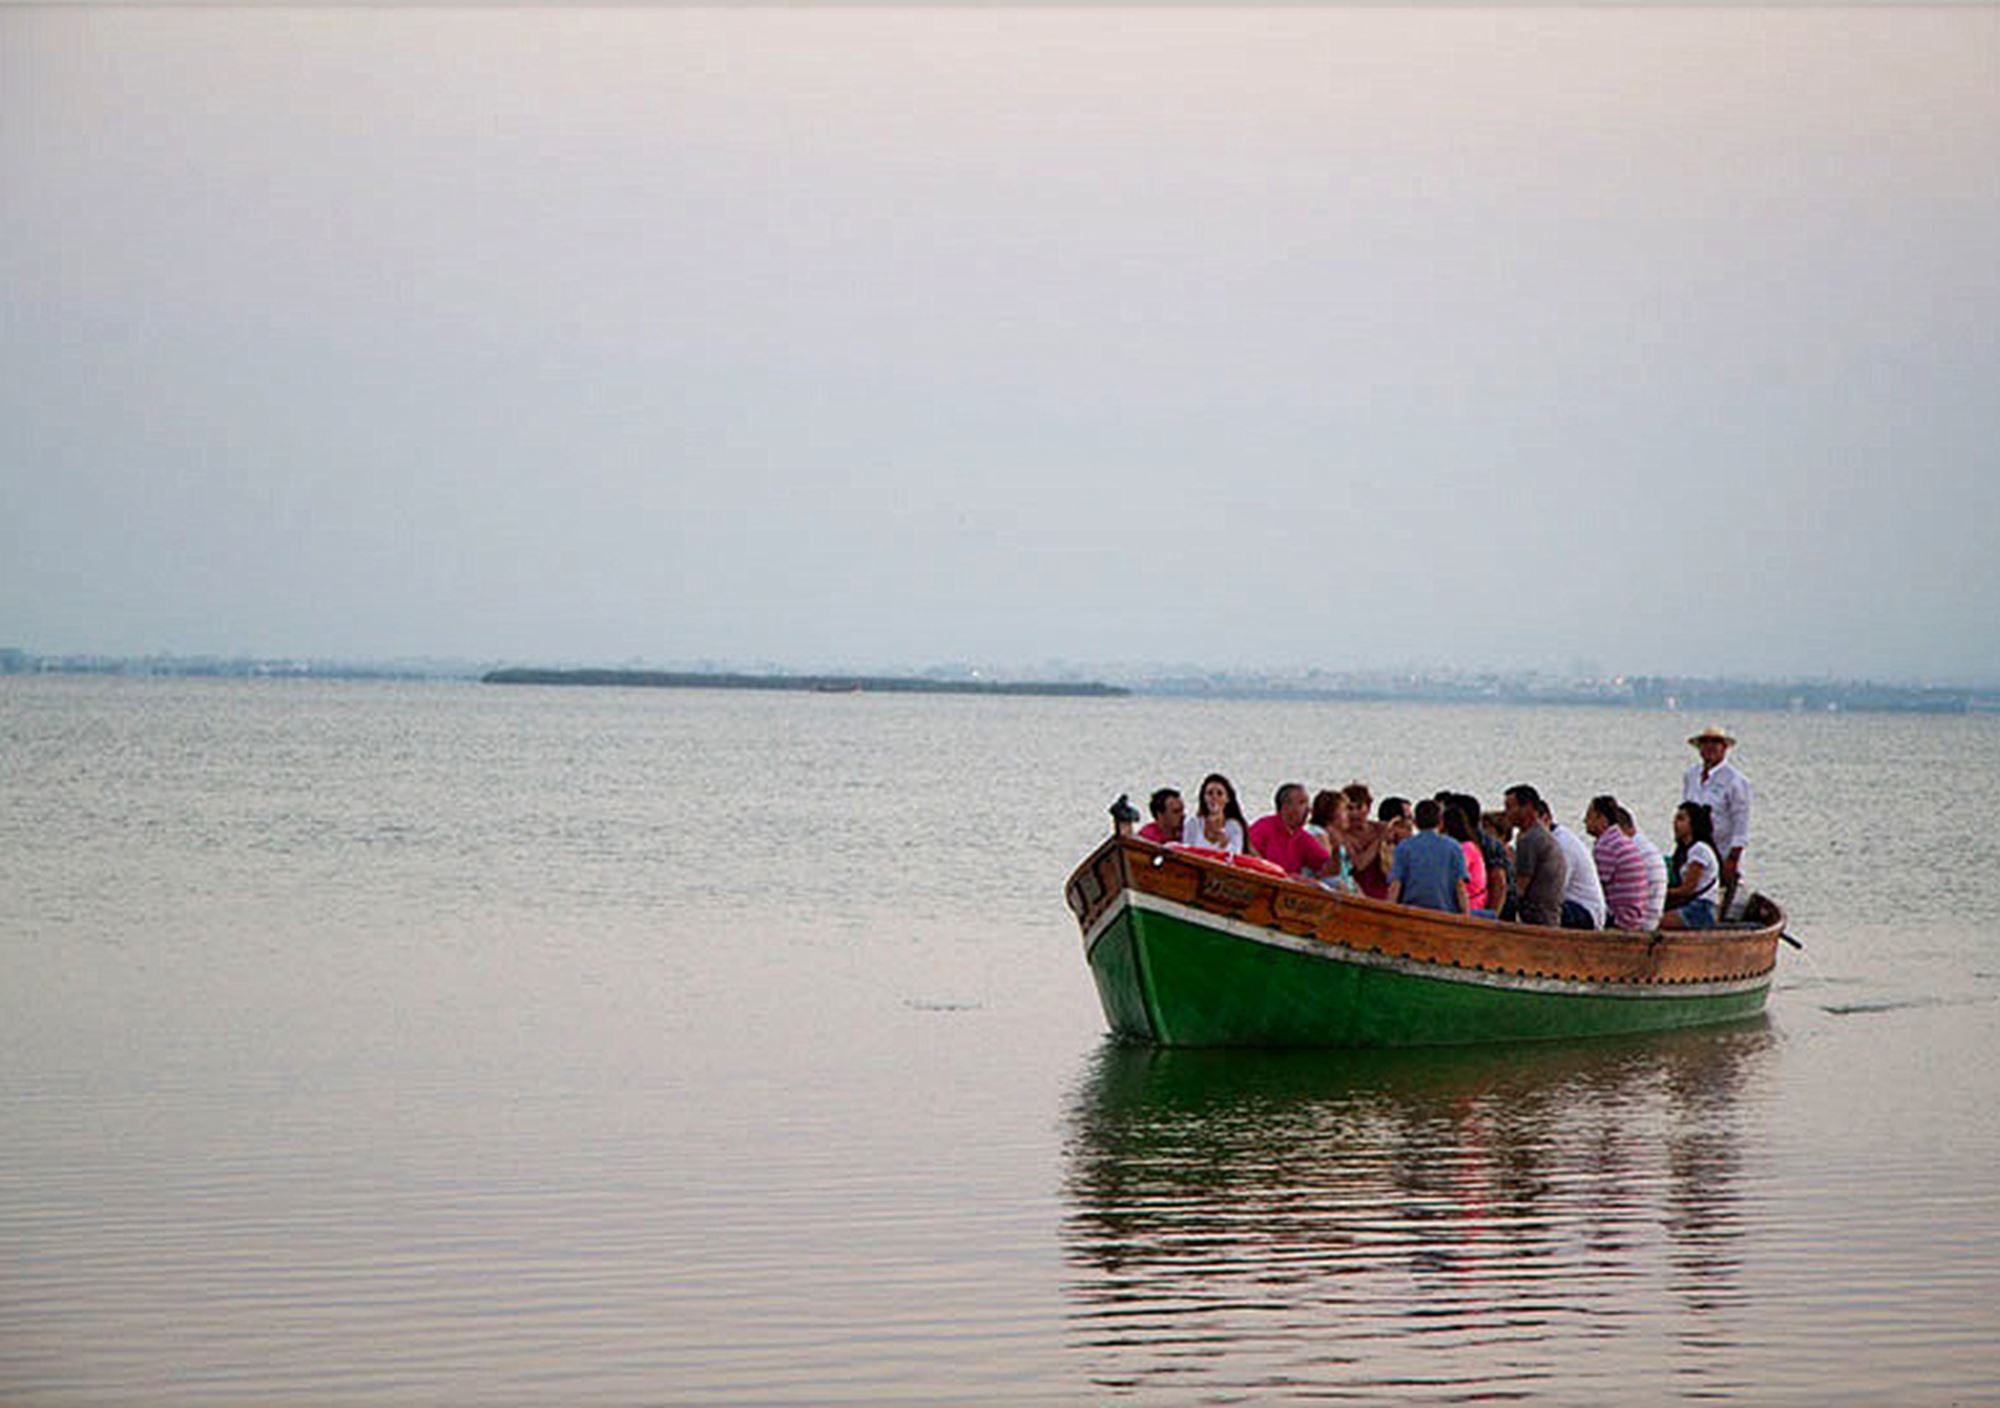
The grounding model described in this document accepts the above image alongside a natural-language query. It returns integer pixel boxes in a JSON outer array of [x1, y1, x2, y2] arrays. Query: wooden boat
[[1065, 836, 1785, 1048]]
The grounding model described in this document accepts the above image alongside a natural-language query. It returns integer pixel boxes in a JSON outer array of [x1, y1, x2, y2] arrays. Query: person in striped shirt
[[1614, 804, 1670, 931], [1585, 794, 1652, 932]]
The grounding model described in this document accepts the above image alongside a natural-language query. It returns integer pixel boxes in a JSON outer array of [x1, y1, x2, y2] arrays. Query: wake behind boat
[[1065, 836, 1785, 1048]]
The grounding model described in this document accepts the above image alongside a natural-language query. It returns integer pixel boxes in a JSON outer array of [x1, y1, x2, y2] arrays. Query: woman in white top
[[1181, 772, 1249, 854], [1661, 802, 1721, 930]]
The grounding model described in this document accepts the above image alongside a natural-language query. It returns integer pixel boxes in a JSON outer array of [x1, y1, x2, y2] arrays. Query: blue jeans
[[1677, 897, 1717, 930], [1560, 900, 1598, 930]]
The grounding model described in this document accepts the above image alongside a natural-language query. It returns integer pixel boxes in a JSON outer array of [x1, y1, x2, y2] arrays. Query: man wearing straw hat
[[1683, 725, 1752, 916]]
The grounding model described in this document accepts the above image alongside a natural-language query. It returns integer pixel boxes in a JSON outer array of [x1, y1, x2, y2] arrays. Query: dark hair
[[1195, 773, 1249, 830], [1442, 792, 1480, 836], [1614, 805, 1634, 829], [1441, 804, 1474, 843], [1378, 796, 1411, 822], [1678, 801, 1715, 842], [1673, 801, 1716, 871], [1310, 789, 1344, 829], [1274, 782, 1307, 811], [1342, 781, 1373, 810], [1148, 787, 1181, 819], [1588, 794, 1621, 825], [1504, 783, 1541, 810], [1413, 797, 1442, 830]]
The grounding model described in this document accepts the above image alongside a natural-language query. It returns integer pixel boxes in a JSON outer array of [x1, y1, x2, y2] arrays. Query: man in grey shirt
[[1503, 784, 1568, 927]]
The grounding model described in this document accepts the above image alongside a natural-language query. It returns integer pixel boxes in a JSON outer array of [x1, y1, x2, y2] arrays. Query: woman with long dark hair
[[1183, 772, 1250, 854], [1440, 802, 1491, 915], [1661, 801, 1721, 930]]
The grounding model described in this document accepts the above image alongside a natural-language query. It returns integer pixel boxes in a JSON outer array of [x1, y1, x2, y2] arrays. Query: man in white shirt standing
[[1683, 725, 1752, 913]]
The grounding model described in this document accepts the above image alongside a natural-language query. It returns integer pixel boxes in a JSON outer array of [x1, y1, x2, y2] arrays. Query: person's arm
[[1454, 878, 1470, 915], [1667, 858, 1707, 905], [1722, 776, 1749, 883], [1379, 819, 1408, 875], [1387, 877, 1403, 904], [1345, 821, 1381, 871], [1301, 833, 1331, 880]]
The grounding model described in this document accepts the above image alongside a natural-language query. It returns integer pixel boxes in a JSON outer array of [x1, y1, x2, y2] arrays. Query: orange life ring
[[1231, 854, 1288, 877], [1165, 843, 1289, 878], [1168, 844, 1234, 863]]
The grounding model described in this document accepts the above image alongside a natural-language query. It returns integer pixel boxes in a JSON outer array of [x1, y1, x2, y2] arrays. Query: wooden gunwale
[[1065, 835, 1781, 989]]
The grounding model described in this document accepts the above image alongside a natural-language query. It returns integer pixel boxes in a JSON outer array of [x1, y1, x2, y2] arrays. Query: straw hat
[[1687, 724, 1736, 747]]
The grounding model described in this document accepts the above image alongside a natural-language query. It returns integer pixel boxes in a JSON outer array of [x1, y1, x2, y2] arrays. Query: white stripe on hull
[[1085, 889, 1771, 1001]]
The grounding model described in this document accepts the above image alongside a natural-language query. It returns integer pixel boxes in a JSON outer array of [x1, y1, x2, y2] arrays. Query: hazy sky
[[4, 7, 1996, 681]]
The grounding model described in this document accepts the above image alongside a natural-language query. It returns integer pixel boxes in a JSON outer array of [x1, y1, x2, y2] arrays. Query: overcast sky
[[4, 6, 1996, 681]]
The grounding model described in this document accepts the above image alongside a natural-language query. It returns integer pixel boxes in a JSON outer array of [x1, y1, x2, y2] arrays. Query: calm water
[[3, 677, 1997, 1403]]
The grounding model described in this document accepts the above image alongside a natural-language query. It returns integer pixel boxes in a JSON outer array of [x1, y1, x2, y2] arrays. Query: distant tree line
[[482, 668, 1128, 697]]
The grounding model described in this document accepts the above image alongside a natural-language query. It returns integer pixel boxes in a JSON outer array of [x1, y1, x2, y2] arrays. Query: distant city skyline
[[6, 8, 1997, 684]]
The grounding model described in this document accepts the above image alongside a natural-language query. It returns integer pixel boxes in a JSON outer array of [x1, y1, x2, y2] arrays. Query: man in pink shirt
[[1248, 783, 1333, 879], [1585, 794, 1651, 931], [1137, 788, 1185, 845]]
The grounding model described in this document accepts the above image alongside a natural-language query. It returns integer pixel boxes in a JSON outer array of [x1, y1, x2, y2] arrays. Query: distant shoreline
[[6, 651, 1995, 713], [481, 668, 1129, 698]]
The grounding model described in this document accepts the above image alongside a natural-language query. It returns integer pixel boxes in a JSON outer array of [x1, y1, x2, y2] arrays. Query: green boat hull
[[1088, 898, 1771, 1048]]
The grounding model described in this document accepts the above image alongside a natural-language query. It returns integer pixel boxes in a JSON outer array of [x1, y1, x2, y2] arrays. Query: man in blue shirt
[[1387, 798, 1471, 914]]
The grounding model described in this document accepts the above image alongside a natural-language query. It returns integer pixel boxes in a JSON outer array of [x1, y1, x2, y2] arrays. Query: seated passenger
[[1374, 796, 1415, 899], [1502, 785, 1567, 927], [1137, 787, 1184, 845], [1616, 804, 1669, 931], [1477, 806, 1517, 919], [1334, 782, 1388, 898], [1182, 772, 1249, 854], [1661, 802, 1722, 929], [1306, 790, 1357, 891], [1584, 794, 1650, 931], [1440, 792, 1504, 913], [1540, 797, 1607, 931], [1439, 802, 1490, 915], [1248, 783, 1334, 879], [1387, 798, 1471, 914]]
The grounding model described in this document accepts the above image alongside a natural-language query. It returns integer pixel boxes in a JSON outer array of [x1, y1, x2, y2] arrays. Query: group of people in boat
[[1114, 724, 1752, 934]]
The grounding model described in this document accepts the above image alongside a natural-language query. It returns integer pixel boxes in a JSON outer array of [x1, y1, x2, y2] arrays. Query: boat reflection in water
[[1061, 1022, 1776, 1401]]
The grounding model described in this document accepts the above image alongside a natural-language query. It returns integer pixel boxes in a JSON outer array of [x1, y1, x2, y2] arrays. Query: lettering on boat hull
[[1195, 872, 1263, 911]]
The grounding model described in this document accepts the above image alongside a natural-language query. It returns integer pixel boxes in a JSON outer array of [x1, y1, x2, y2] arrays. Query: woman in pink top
[[1441, 804, 1490, 912]]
